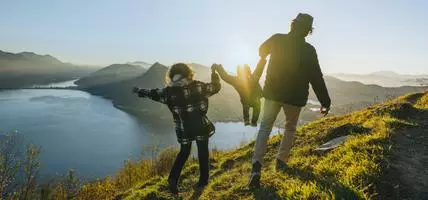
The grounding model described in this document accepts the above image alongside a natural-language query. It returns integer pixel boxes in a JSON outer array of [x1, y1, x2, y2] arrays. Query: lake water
[[31, 79, 79, 88], [0, 82, 278, 180]]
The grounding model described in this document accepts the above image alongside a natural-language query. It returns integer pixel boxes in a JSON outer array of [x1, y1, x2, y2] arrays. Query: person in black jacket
[[214, 63, 265, 126], [132, 63, 221, 194], [248, 13, 331, 188]]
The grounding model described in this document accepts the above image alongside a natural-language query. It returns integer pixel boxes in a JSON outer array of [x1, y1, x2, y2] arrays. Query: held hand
[[320, 107, 330, 117], [211, 63, 223, 72]]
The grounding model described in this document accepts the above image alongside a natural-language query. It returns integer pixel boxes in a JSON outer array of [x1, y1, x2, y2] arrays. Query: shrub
[[0, 133, 41, 200]]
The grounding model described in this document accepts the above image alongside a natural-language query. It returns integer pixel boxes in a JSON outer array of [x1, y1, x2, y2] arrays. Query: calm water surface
[[0, 82, 275, 179]]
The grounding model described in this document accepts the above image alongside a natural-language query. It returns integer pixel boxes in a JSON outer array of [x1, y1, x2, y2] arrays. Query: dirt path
[[379, 104, 428, 199]]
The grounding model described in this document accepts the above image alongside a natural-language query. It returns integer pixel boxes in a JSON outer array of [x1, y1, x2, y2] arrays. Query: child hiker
[[132, 63, 221, 194], [213, 60, 266, 126]]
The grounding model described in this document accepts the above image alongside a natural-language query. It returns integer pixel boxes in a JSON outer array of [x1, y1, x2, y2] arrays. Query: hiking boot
[[244, 121, 251, 126], [251, 122, 258, 127], [248, 162, 262, 188], [168, 178, 179, 195], [275, 159, 290, 173], [248, 172, 260, 189]]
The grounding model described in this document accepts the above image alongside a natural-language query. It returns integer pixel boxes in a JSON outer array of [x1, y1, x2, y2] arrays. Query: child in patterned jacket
[[132, 63, 221, 194]]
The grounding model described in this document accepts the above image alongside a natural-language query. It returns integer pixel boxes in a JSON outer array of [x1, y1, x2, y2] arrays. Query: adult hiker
[[213, 63, 264, 126], [248, 13, 331, 188], [132, 63, 221, 194]]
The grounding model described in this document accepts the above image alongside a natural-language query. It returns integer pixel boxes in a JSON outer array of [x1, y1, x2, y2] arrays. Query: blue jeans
[[252, 99, 302, 165]]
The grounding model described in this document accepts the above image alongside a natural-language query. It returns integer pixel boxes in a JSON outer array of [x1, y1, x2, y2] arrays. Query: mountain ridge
[[75, 63, 148, 87], [0, 50, 97, 88], [77, 62, 428, 127], [331, 71, 428, 87], [127, 61, 152, 69]]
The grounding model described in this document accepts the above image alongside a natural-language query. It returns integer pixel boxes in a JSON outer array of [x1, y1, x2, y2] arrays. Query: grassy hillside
[[76, 91, 428, 199]]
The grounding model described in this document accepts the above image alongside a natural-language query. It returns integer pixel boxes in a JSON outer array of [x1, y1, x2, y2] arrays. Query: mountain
[[77, 91, 428, 199], [313, 76, 427, 113], [0, 50, 98, 88], [75, 63, 148, 87], [78, 62, 244, 125], [369, 70, 400, 77], [126, 61, 152, 69], [331, 71, 428, 87], [79, 62, 173, 123], [79, 63, 428, 127]]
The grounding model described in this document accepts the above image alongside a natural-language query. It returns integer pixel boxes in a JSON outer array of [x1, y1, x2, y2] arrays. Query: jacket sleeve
[[137, 88, 168, 104], [216, 65, 238, 87], [259, 34, 278, 58], [308, 46, 331, 108], [252, 57, 267, 81], [201, 71, 222, 97]]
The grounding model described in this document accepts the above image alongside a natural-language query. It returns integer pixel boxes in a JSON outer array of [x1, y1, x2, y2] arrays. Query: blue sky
[[1, 0, 427, 74]]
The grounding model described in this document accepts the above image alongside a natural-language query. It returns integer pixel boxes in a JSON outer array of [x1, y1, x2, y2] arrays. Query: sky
[[1, 0, 427, 74]]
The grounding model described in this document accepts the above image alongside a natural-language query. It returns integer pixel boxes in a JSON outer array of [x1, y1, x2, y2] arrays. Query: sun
[[226, 44, 259, 71]]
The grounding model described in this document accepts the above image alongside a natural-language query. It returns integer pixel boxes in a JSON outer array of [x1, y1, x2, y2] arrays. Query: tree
[[0, 133, 41, 200], [0, 133, 22, 197]]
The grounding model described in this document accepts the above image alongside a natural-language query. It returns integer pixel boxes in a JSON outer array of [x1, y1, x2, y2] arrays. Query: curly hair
[[165, 63, 195, 84]]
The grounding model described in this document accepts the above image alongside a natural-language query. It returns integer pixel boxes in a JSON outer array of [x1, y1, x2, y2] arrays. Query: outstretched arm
[[132, 87, 168, 104], [201, 65, 222, 97], [259, 34, 278, 59], [253, 34, 277, 81], [215, 65, 238, 86]]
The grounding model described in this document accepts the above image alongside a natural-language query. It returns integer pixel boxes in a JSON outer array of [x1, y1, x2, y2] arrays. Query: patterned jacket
[[136, 72, 221, 144]]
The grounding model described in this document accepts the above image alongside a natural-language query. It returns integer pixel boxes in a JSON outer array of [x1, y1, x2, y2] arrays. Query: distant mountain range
[[77, 62, 175, 124], [77, 62, 256, 125], [77, 63, 428, 126], [0, 50, 99, 88], [0, 51, 62, 64], [3, 48, 425, 124], [75, 63, 148, 87], [2, 48, 426, 125], [331, 71, 428, 87]]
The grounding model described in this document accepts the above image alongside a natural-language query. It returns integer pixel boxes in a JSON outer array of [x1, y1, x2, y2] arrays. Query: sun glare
[[226, 44, 258, 71]]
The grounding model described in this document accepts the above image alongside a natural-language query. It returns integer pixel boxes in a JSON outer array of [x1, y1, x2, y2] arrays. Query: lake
[[0, 81, 279, 180]]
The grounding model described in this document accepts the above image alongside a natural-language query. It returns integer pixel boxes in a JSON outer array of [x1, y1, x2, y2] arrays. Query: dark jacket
[[256, 33, 331, 108], [136, 72, 221, 144], [216, 66, 262, 105]]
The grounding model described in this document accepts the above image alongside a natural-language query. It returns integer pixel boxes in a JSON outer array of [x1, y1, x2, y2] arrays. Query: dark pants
[[168, 140, 209, 185], [243, 99, 261, 124]]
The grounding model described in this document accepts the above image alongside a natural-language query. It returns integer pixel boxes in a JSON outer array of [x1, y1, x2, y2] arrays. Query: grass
[[76, 91, 425, 200], [4, 92, 426, 199]]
